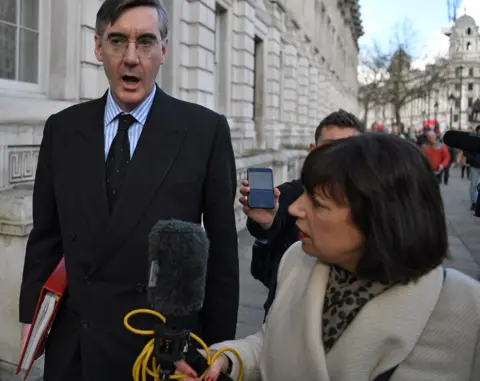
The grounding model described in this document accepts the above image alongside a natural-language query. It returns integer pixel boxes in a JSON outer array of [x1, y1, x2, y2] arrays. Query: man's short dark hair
[[476, 125, 480, 133], [314, 109, 365, 143], [96, 0, 168, 40], [301, 132, 448, 284]]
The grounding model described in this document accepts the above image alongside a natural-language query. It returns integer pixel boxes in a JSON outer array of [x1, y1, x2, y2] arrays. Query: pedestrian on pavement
[[18, 1, 239, 380], [441, 134, 457, 185], [240, 109, 364, 318], [176, 133, 480, 381], [421, 129, 450, 183], [464, 125, 480, 212]]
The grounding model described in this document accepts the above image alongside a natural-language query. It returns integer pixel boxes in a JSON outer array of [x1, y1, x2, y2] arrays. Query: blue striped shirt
[[104, 87, 156, 159]]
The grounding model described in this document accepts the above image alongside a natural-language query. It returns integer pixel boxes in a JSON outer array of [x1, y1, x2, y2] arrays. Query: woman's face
[[288, 188, 364, 271]]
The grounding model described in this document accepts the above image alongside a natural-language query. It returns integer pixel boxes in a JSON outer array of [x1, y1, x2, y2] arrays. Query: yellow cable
[[124, 309, 244, 381]]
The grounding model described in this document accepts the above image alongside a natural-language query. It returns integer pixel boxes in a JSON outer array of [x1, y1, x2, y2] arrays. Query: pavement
[[235, 165, 480, 337], [441, 166, 480, 279]]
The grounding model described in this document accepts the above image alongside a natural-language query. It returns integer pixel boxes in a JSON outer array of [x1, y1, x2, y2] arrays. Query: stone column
[[282, 40, 298, 147], [158, 0, 182, 98], [317, 62, 329, 123], [263, 1, 285, 150], [308, 62, 319, 138], [178, 0, 216, 109], [229, 0, 256, 154], [296, 53, 309, 147]]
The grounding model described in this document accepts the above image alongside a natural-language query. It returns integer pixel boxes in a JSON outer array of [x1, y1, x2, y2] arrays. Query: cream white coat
[[211, 242, 480, 381]]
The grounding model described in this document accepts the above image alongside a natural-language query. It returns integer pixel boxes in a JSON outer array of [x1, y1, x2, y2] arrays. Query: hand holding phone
[[239, 168, 280, 230]]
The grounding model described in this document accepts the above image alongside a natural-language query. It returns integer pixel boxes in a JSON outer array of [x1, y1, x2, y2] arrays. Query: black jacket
[[465, 151, 480, 168], [247, 180, 304, 316], [19, 87, 239, 381]]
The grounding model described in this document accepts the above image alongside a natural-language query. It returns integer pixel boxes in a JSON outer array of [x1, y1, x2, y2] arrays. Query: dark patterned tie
[[106, 114, 136, 213]]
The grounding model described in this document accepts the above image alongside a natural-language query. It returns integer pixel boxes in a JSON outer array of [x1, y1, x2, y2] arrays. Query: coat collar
[[304, 260, 444, 381], [104, 86, 157, 127]]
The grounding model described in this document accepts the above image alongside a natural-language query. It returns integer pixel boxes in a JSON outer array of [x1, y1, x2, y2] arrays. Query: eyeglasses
[[104, 36, 163, 58]]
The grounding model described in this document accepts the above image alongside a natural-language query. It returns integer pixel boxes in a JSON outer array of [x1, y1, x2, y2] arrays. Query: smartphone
[[247, 168, 275, 209]]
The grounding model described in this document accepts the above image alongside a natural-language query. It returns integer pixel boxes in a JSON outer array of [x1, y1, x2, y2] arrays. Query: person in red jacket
[[421, 129, 450, 183]]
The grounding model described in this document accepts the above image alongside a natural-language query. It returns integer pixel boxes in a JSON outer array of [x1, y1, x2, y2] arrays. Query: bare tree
[[357, 45, 386, 127], [359, 20, 448, 132]]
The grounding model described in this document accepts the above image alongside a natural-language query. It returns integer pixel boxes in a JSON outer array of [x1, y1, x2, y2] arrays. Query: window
[[253, 35, 265, 147], [214, 3, 228, 114], [467, 27, 472, 35], [469, 68, 474, 76], [468, 83, 473, 91], [279, 49, 285, 120], [455, 67, 462, 78], [468, 97, 473, 107], [455, 83, 460, 91], [454, 114, 459, 122], [0, 0, 39, 83], [466, 42, 472, 51], [455, 98, 461, 108]]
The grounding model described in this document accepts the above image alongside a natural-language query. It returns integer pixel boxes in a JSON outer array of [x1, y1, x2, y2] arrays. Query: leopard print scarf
[[322, 265, 391, 353]]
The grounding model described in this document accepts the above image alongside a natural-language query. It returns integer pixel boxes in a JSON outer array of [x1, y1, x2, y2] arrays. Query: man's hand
[[438, 164, 444, 171], [21, 324, 31, 351], [239, 180, 280, 230]]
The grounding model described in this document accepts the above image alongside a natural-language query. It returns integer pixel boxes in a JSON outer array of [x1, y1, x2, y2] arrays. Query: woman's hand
[[175, 349, 229, 381]]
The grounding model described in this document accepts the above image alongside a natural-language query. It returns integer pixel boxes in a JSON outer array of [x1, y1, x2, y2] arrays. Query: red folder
[[16, 257, 67, 380]]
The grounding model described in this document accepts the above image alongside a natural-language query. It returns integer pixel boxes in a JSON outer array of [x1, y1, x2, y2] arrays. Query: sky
[[358, 0, 480, 68]]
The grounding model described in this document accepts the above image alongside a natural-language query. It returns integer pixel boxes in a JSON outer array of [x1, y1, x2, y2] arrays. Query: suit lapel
[[88, 87, 187, 275], [72, 92, 110, 241]]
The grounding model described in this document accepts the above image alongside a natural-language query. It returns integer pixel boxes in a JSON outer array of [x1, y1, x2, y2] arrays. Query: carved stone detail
[[8, 146, 40, 185]]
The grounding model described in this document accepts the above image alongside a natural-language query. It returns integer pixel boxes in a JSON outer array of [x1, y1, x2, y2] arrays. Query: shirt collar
[[104, 86, 157, 126]]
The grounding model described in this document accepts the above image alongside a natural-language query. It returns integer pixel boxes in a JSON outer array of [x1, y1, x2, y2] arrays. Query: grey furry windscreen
[[147, 219, 210, 317]]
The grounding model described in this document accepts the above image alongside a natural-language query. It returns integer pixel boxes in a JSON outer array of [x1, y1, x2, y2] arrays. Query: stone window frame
[[213, 0, 232, 116], [0, 0, 51, 95]]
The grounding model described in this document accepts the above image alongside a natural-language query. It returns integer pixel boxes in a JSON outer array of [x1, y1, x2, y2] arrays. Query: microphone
[[443, 130, 480, 152], [147, 219, 209, 318], [146, 219, 233, 380]]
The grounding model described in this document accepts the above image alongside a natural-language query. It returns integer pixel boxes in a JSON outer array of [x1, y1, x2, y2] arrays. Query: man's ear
[[309, 143, 316, 152], [160, 39, 169, 65], [94, 34, 103, 62]]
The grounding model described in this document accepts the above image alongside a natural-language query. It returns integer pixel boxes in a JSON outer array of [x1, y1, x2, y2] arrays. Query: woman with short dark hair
[[177, 133, 480, 381]]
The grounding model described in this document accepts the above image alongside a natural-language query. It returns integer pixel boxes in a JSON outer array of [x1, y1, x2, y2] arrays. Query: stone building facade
[[362, 14, 480, 132], [0, 0, 362, 374]]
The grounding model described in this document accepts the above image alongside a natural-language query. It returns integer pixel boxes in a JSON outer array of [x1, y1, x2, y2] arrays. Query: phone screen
[[248, 171, 273, 190]]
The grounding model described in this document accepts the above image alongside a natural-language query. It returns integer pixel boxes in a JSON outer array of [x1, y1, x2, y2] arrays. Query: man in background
[[239, 110, 365, 317], [19, 1, 239, 380], [464, 125, 480, 212]]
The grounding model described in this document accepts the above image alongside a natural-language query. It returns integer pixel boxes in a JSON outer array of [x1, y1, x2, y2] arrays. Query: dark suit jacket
[[19, 87, 239, 381]]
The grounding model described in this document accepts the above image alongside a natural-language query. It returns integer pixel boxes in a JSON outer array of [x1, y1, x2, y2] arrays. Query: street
[[235, 165, 480, 337]]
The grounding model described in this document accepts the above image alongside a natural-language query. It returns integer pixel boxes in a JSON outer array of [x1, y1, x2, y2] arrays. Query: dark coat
[[247, 180, 304, 317], [19, 87, 239, 381]]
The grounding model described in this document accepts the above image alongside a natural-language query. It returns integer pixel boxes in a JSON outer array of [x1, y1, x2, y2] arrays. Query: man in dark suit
[[18, 1, 239, 380]]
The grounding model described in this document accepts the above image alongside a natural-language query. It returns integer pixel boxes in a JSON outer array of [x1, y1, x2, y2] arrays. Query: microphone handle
[[186, 346, 233, 381]]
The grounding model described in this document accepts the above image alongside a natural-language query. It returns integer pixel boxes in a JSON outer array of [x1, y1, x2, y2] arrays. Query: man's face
[[309, 125, 359, 151], [94, 6, 167, 111], [317, 125, 359, 146]]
